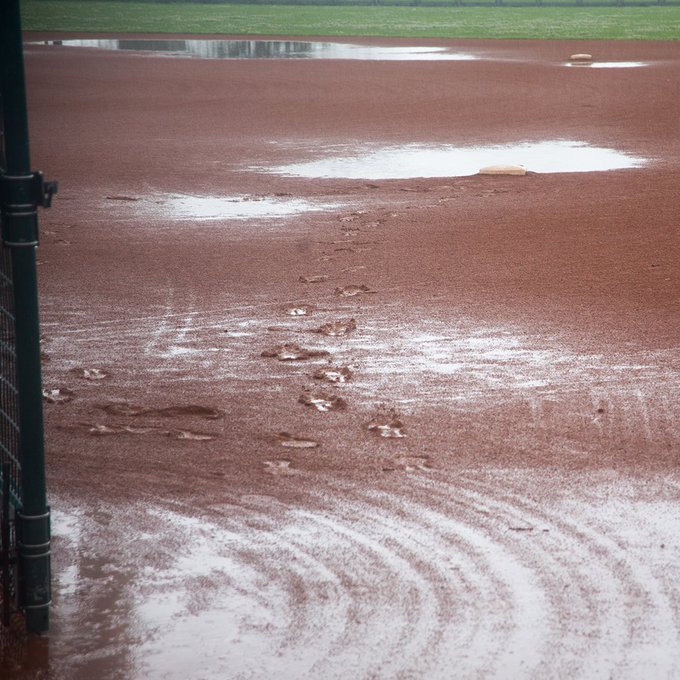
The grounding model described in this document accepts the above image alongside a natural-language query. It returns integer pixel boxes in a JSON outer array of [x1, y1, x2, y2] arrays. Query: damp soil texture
[[5, 35, 680, 679]]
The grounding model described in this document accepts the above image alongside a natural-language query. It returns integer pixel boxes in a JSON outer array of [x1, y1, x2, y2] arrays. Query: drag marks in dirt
[[50, 470, 680, 678], [51, 398, 223, 442], [85, 402, 222, 440]]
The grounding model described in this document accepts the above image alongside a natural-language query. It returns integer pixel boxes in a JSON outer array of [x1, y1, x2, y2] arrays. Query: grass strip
[[20, 1, 680, 40]]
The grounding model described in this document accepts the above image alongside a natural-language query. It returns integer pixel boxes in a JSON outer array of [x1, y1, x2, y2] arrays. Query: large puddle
[[262, 141, 647, 179], [36, 39, 478, 61]]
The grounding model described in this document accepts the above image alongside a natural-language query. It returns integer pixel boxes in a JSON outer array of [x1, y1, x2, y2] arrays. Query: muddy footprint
[[334, 285, 376, 297], [43, 387, 75, 404], [298, 390, 348, 413], [385, 455, 432, 472], [286, 305, 314, 317], [367, 407, 407, 438], [70, 368, 109, 381], [261, 343, 330, 361], [273, 432, 320, 448], [99, 402, 223, 419], [264, 460, 296, 476], [166, 429, 217, 441], [299, 275, 328, 284], [313, 366, 353, 384], [310, 319, 357, 337], [88, 424, 156, 436], [87, 423, 216, 440]]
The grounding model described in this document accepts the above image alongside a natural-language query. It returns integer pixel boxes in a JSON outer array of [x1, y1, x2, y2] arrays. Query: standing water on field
[[258, 141, 648, 179], [34, 39, 480, 61]]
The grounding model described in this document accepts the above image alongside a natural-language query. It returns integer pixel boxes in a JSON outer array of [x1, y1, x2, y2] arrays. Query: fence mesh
[[0, 111, 24, 645], [0, 248, 21, 507]]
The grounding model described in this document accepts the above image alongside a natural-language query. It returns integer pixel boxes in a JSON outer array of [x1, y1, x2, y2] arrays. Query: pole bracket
[[0, 171, 58, 247]]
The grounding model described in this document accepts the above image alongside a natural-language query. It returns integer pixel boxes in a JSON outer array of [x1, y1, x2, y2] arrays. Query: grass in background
[[20, 1, 680, 39]]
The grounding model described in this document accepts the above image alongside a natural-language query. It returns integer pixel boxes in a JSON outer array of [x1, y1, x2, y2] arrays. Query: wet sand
[[4, 35, 680, 678]]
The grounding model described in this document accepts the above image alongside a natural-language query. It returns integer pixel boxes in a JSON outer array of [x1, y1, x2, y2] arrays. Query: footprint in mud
[[165, 429, 217, 441], [266, 325, 296, 333], [298, 390, 348, 413], [338, 213, 362, 224], [264, 460, 296, 476], [313, 366, 353, 384], [384, 455, 432, 472], [367, 407, 407, 438], [273, 432, 320, 449], [310, 319, 357, 337], [42, 387, 75, 404], [286, 305, 314, 317], [99, 402, 223, 419], [298, 275, 328, 284], [261, 343, 330, 361], [88, 424, 156, 436], [88, 424, 216, 440], [341, 229, 360, 238], [334, 285, 376, 298], [70, 368, 109, 381]]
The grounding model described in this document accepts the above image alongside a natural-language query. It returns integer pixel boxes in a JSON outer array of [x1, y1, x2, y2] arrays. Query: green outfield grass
[[20, 1, 680, 39]]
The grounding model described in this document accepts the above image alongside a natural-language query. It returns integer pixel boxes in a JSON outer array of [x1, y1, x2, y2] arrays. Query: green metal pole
[[0, 0, 52, 634]]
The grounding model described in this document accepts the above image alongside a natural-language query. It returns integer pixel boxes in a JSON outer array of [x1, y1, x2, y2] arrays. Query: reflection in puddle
[[154, 194, 339, 220], [37, 39, 478, 61], [265, 141, 646, 179]]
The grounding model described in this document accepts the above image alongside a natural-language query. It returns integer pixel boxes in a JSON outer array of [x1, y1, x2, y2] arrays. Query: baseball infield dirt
[[3, 34, 679, 678]]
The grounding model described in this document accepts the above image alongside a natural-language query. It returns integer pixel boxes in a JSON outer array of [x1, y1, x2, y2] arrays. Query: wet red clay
[[3, 34, 679, 678]]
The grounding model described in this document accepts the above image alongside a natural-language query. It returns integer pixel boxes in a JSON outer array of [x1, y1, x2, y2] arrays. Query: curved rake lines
[[405, 475, 628, 677], [204, 499, 468, 677], [352, 484, 550, 678], [136, 472, 680, 679], [142, 504, 355, 678], [289, 507, 451, 679], [204, 491, 528, 679], [449, 473, 680, 678], [314, 472, 680, 678], [301, 480, 551, 679]]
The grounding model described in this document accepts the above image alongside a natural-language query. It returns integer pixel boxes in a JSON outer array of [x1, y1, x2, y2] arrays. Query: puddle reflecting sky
[[158, 195, 340, 220], [38, 39, 478, 61], [263, 141, 647, 179]]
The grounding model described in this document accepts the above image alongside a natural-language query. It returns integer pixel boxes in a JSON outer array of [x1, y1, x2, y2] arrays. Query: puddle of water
[[263, 141, 646, 180], [566, 62, 648, 69], [149, 194, 339, 221], [36, 39, 477, 61]]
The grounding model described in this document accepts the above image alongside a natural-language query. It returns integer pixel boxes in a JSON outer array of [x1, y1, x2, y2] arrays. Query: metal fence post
[[0, 0, 54, 635]]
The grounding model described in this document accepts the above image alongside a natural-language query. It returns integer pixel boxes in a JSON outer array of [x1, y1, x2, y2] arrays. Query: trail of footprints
[[262, 209, 415, 476], [42, 209, 418, 468]]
